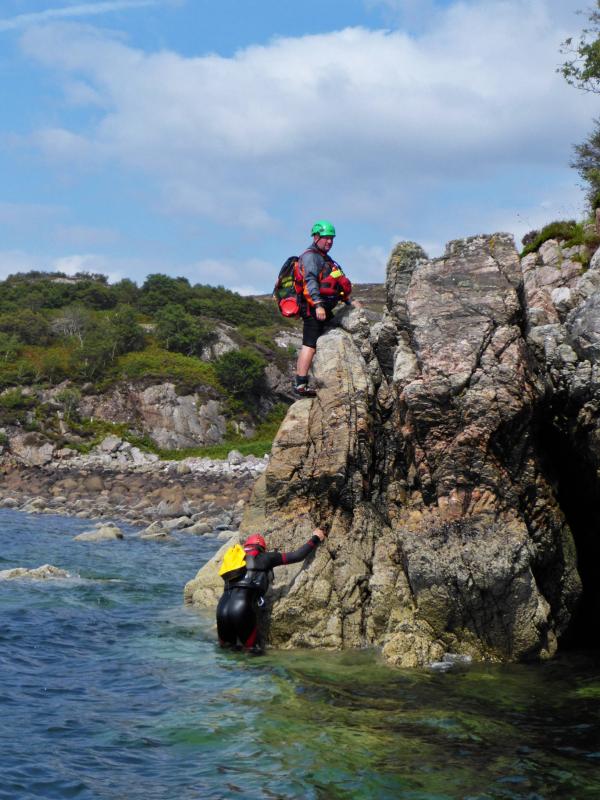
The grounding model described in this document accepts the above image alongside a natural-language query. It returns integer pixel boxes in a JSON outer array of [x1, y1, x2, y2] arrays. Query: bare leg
[[296, 345, 316, 377]]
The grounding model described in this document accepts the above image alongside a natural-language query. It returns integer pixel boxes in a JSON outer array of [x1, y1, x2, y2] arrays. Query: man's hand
[[315, 305, 327, 321], [351, 299, 363, 309], [313, 528, 327, 541]]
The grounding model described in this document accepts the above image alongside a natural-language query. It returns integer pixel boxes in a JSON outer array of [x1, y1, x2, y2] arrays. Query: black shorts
[[302, 309, 333, 348]]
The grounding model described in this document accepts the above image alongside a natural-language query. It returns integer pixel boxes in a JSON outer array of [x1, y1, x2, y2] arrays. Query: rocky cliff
[[185, 233, 600, 666]]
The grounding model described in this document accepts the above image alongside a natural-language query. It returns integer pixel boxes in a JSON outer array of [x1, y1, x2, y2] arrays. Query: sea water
[[1, 508, 599, 800]]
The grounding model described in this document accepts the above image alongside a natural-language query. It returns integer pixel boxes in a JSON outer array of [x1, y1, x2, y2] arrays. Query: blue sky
[[0, 0, 597, 293]]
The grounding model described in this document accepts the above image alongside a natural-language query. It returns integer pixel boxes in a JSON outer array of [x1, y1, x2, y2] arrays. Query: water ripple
[[1, 509, 600, 800]]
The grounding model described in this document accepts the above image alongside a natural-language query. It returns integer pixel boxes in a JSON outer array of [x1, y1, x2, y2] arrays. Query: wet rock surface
[[0, 564, 72, 580], [188, 234, 600, 666]]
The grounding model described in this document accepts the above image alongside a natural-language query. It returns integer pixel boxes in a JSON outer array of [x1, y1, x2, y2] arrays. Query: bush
[[187, 285, 279, 327], [214, 348, 267, 398], [25, 345, 74, 384], [0, 387, 37, 425], [139, 274, 191, 315], [0, 309, 53, 345], [0, 388, 35, 410], [154, 304, 215, 356], [55, 387, 81, 422], [0, 357, 37, 389], [521, 220, 580, 256], [521, 230, 540, 248], [0, 332, 22, 361]]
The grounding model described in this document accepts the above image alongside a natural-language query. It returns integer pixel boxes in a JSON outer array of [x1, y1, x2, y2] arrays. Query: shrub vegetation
[[520, 220, 600, 259]]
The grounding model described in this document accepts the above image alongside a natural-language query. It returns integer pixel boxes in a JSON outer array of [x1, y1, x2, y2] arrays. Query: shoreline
[[0, 450, 266, 533]]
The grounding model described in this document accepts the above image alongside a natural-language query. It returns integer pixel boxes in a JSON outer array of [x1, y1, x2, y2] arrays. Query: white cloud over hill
[[6, 0, 596, 288]]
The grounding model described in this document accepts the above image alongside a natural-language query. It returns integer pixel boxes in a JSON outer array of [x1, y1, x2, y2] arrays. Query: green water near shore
[[232, 649, 600, 799], [2, 509, 599, 800]]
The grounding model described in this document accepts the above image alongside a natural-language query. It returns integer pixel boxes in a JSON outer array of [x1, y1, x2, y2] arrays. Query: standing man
[[293, 220, 359, 397]]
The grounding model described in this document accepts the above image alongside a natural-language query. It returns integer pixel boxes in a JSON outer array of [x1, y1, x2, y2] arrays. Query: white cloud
[[0, 248, 278, 294], [32, 127, 101, 164], [190, 257, 277, 295], [11, 0, 596, 289], [49, 253, 125, 283], [0, 1, 159, 32], [0, 250, 140, 284], [21, 3, 593, 215]]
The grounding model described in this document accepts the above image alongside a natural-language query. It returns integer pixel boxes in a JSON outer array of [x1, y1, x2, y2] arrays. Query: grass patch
[[156, 437, 274, 460], [107, 346, 220, 390]]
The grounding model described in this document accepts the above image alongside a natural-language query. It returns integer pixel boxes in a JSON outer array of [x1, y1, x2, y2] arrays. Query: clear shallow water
[[1, 509, 599, 800]]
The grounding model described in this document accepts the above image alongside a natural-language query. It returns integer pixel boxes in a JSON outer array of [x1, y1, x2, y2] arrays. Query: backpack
[[273, 256, 302, 318], [294, 252, 352, 307], [218, 543, 246, 583], [273, 251, 353, 318]]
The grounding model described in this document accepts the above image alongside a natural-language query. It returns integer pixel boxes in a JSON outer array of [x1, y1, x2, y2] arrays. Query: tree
[[139, 274, 191, 314], [74, 280, 116, 310], [560, 2, 600, 93], [112, 278, 140, 306], [51, 306, 92, 345], [55, 387, 81, 422], [572, 123, 600, 209], [109, 305, 146, 356], [74, 318, 115, 380], [561, 3, 600, 209]]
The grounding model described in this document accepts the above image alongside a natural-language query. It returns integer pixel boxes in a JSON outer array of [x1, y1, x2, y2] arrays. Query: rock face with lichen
[[186, 233, 600, 666]]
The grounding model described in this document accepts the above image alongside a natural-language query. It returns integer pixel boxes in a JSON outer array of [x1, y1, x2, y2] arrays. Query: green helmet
[[311, 220, 336, 237]]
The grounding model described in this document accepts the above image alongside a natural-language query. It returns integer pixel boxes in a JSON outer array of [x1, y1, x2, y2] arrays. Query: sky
[[0, 0, 597, 294]]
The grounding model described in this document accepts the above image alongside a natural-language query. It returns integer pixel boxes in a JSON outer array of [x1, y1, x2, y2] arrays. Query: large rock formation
[[186, 233, 600, 666], [78, 383, 226, 449]]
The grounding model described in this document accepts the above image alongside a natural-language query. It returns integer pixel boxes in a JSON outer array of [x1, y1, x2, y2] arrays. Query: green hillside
[[0, 270, 299, 457]]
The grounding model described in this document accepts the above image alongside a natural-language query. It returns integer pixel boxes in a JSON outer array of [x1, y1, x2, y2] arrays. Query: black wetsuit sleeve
[[265, 535, 321, 568]]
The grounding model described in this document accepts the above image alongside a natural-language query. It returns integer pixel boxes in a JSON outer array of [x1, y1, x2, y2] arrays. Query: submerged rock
[[0, 564, 71, 580], [74, 524, 124, 542], [188, 233, 600, 666]]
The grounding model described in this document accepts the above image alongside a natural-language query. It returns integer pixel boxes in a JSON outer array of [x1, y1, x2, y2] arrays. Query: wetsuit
[[299, 244, 351, 348], [216, 534, 322, 650]]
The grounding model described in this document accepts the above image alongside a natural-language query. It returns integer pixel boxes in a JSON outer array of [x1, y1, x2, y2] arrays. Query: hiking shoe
[[293, 383, 317, 398]]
